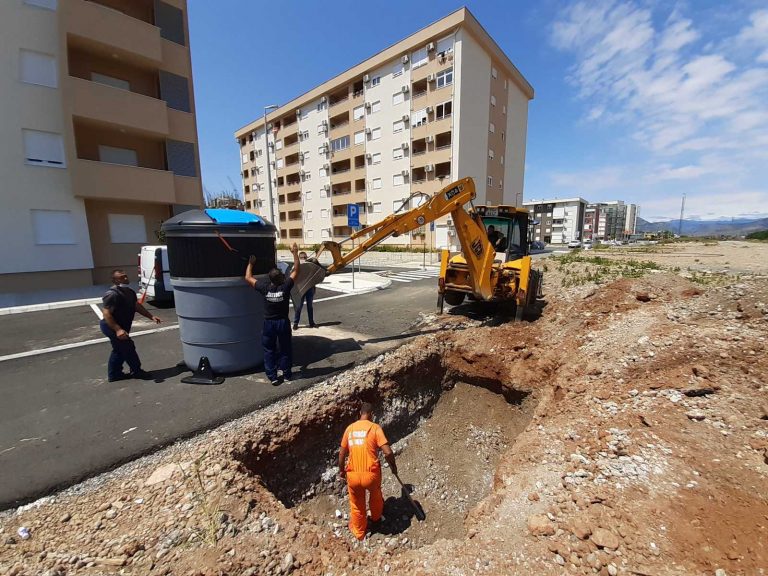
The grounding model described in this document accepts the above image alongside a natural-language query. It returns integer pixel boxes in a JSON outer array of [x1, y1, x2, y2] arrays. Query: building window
[[317, 123, 326, 135], [500, 155, 504, 165], [371, 127, 381, 140], [491, 66, 498, 79], [488, 149, 494, 160], [305, 192, 312, 200], [411, 109, 427, 127], [372, 202, 382, 213], [302, 172, 311, 182], [91, 72, 130, 92], [276, 158, 284, 169], [331, 136, 350, 152], [436, 35, 454, 53], [411, 46, 428, 68], [108, 214, 147, 244], [31, 209, 74, 245], [320, 187, 328, 198], [354, 130, 365, 145], [393, 174, 404, 186], [306, 229, 314, 239], [371, 152, 381, 164], [435, 101, 452, 119], [319, 167, 328, 178], [306, 210, 313, 219], [321, 209, 329, 218], [302, 150, 310, 160], [392, 92, 405, 106], [353, 105, 365, 120], [392, 147, 404, 160], [316, 101, 326, 112], [436, 67, 453, 89], [369, 100, 381, 114], [487, 176, 493, 187], [19, 49, 57, 88], [320, 229, 329, 239], [490, 95, 496, 106], [241, 153, 248, 164], [23, 129, 65, 168], [371, 76, 381, 86], [499, 179, 503, 188], [502, 105, 507, 115], [393, 120, 405, 133], [275, 140, 283, 150], [392, 64, 404, 77], [489, 122, 495, 133], [372, 178, 382, 189], [99, 145, 138, 166], [301, 130, 309, 140], [24, 0, 57, 9]]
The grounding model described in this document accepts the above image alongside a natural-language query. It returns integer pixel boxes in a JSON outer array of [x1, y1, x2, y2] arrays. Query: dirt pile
[[2, 246, 767, 576]]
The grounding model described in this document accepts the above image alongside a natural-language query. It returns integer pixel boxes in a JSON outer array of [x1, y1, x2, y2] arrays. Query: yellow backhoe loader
[[312, 177, 542, 319]]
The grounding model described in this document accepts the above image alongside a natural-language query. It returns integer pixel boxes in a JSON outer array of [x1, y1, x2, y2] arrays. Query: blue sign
[[347, 203, 360, 228], [430, 222, 435, 231]]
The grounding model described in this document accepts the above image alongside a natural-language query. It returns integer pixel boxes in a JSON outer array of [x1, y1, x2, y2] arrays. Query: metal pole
[[263, 105, 278, 226]]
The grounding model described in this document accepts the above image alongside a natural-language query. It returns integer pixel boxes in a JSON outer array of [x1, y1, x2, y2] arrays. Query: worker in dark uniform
[[100, 269, 161, 382], [245, 243, 300, 384]]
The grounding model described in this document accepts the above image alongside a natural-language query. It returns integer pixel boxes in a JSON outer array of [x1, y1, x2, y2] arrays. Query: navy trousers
[[262, 318, 292, 380], [293, 287, 315, 326], [100, 320, 141, 380]]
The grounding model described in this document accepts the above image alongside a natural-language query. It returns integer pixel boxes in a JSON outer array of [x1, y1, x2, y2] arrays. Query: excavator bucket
[[290, 260, 327, 311]]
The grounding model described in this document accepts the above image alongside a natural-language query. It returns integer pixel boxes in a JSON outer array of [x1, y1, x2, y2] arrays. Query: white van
[[138, 245, 172, 302]]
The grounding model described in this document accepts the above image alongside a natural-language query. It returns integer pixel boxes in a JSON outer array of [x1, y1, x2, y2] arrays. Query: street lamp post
[[263, 104, 279, 225]]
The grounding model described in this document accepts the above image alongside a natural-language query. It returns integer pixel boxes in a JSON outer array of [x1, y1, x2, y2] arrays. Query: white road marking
[[387, 277, 412, 283], [122, 427, 137, 435], [0, 290, 373, 363], [89, 303, 103, 320]]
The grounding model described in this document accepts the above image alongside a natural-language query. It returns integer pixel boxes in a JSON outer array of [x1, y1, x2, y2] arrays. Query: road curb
[[0, 297, 104, 316]]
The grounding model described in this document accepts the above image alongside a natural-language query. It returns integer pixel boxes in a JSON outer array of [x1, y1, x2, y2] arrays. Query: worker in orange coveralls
[[338, 401, 398, 540]]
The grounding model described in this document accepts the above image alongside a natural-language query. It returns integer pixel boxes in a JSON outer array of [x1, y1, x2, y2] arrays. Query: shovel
[[393, 473, 426, 521]]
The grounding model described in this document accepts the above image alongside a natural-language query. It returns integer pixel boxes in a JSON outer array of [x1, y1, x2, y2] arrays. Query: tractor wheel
[[444, 290, 466, 306]]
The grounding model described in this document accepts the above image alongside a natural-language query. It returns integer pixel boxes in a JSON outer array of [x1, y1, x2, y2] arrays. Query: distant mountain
[[636, 217, 768, 236]]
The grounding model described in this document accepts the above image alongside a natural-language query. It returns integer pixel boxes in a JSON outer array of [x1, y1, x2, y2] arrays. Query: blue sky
[[189, 0, 768, 222]]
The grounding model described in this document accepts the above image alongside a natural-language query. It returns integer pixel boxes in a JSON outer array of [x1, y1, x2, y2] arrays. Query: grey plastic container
[[161, 209, 276, 373]]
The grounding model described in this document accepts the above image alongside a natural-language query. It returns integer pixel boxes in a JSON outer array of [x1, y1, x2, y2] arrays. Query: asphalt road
[[0, 271, 442, 510]]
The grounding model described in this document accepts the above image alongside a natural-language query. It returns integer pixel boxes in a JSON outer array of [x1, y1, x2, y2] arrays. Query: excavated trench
[[233, 350, 539, 549]]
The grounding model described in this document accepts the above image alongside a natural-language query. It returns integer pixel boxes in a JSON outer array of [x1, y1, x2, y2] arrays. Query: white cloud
[[548, 2, 768, 218]]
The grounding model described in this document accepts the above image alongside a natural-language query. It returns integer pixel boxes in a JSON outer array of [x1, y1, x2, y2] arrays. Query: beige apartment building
[[235, 7, 533, 250], [0, 0, 202, 293]]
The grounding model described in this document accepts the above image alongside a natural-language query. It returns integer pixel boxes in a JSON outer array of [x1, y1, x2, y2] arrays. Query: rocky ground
[[1, 241, 767, 576]]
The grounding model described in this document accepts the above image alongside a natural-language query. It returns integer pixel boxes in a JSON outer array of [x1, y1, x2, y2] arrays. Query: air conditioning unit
[[425, 135, 434, 143], [425, 164, 434, 172], [268, 141, 274, 148], [323, 163, 329, 170], [427, 42, 435, 52], [401, 169, 409, 177], [323, 184, 330, 191], [401, 142, 409, 150], [363, 73, 370, 83], [295, 109, 301, 117], [365, 127, 372, 135], [320, 96, 327, 103], [322, 144, 329, 153], [427, 73, 436, 82], [365, 101, 371, 110], [401, 85, 409, 93], [401, 54, 409, 64], [322, 120, 328, 128], [446, 218, 453, 226], [299, 170, 306, 177], [366, 153, 372, 160], [426, 106, 434, 114]]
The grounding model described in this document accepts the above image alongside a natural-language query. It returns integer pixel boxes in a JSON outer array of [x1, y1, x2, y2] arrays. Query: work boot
[[292, 323, 299, 330], [108, 372, 130, 383], [130, 370, 153, 380]]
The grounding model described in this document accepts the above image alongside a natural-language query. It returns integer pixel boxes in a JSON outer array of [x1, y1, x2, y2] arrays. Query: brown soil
[[2, 241, 767, 576]]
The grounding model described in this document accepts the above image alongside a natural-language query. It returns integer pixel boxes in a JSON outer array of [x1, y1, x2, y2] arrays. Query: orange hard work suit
[[340, 419, 389, 540]]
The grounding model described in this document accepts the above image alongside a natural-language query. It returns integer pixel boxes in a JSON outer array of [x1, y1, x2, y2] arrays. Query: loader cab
[[476, 205, 530, 262]]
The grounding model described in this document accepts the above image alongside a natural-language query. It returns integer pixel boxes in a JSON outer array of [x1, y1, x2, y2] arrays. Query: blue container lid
[[162, 209, 276, 235]]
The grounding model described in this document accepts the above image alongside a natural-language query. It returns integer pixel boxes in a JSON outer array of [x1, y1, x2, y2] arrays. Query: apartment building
[[523, 198, 587, 245], [234, 7, 533, 250], [586, 201, 638, 241], [0, 0, 202, 292]]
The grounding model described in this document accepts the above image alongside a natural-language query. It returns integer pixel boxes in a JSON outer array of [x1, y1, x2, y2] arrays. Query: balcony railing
[[329, 95, 349, 107], [412, 89, 427, 99]]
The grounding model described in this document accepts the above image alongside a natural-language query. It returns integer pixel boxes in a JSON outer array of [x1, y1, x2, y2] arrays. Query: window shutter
[[20, 50, 57, 88]]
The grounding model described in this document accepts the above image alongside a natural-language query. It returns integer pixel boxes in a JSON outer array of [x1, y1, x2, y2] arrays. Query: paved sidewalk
[[317, 271, 391, 294], [277, 249, 441, 269]]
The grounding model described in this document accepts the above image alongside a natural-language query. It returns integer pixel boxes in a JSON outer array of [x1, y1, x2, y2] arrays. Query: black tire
[[444, 290, 466, 306]]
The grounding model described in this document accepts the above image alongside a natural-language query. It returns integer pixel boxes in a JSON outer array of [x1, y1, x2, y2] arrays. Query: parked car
[[583, 239, 593, 250], [567, 240, 582, 249], [138, 245, 172, 302], [530, 240, 546, 251]]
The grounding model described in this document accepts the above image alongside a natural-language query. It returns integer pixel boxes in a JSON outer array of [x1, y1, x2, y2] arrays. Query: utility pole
[[678, 193, 686, 236]]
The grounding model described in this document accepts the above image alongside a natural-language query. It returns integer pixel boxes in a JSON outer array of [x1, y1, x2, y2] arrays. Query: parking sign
[[347, 204, 360, 228]]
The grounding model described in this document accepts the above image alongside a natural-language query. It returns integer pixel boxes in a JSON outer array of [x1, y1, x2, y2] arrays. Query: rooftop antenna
[[678, 193, 686, 236]]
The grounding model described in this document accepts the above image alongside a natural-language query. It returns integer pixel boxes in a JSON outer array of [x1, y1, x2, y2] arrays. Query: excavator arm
[[316, 177, 498, 300]]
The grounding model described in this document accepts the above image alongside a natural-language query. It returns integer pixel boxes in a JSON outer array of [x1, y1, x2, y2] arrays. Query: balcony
[[69, 76, 169, 135], [280, 180, 301, 194], [64, 0, 163, 65], [72, 159, 175, 203]]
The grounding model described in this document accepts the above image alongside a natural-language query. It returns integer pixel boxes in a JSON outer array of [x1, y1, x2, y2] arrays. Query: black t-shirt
[[254, 277, 294, 320], [102, 286, 138, 332]]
